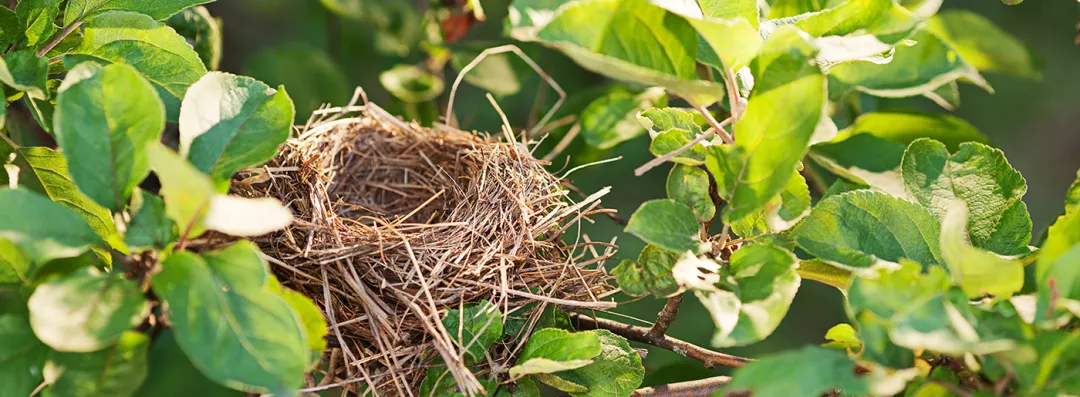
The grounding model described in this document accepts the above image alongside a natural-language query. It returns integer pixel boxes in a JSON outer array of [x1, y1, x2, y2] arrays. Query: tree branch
[[630, 376, 744, 397], [569, 312, 751, 369], [648, 295, 682, 338], [633, 117, 732, 176]]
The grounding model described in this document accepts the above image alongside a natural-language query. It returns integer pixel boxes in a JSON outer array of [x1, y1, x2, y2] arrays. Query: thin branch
[[800, 165, 828, 196], [630, 376, 742, 397], [569, 312, 751, 369], [37, 21, 83, 57], [648, 295, 682, 338], [634, 117, 732, 176], [693, 103, 734, 144]]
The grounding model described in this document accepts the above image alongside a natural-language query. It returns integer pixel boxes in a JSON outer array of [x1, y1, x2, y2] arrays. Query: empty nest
[[228, 100, 618, 395]]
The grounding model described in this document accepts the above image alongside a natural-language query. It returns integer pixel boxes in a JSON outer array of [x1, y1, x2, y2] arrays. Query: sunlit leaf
[[835, 111, 989, 151], [666, 164, 715, 222], [925, 10, 1041, 80], [940, 200, 1024, 299], [0, 50, 48, 99], [28, 268, 149, 352], [510, 328, 601, 377], [721, 346, 870, 397], [696, 244, 800, 347], [15, 0, 60, 48], [43, 331, 150, 397], [543, 329, 645, 397], [64, 0, 214, 24], [0, 188, 100, 264]]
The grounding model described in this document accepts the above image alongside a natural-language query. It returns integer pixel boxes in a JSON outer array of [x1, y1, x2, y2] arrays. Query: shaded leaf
[[28, 268, 148, 352], [509, 328, 601, 377], [836, 111, 989, 151], [125, 190, 176, 250], [134, 329, 243, 397], [666, 164, 715, 222], [0, 240, 32, 284], [43, 331, 149, 397], [581, 87, 666, 149], [151, 243, 307, 395], [611, 245, 680, 298], [728, 170, 811, 238], [809, 133, 907, 197], [791, 190, 942, 269], [0, 7, 21, 49], [624, 199, 705, 254], [0, 313, 48, 397], [0, 188, 100, 264], [55, 62, 165, 211], [166, 6, 222, 70], [443, 300, 503, 363], [0, 50, 48, 99], [179, 72, 294, 190], [902, 139, 1031, 255], [721, 346, 870, 397], [925, 10, 1041, 80]]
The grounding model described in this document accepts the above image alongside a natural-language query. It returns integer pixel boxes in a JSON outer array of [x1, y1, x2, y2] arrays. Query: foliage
[[0, 0, 1067, 396]]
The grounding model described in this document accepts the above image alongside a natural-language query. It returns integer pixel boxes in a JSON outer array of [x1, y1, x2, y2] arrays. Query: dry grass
[[219, 97, 617, 396]]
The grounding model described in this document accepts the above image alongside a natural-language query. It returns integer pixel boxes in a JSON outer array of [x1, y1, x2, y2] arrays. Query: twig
[[37, 21, 83, 57], [569, 312, 751, 368], [633, 117, 731, 177], [630, 376, 742, 397], [648, 295, 682, 338], [800, 165, 828, 196], [693, 103, 734, 144]]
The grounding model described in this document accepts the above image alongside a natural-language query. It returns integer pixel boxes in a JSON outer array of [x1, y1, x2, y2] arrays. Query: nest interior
[[232, 106, 616, 395]]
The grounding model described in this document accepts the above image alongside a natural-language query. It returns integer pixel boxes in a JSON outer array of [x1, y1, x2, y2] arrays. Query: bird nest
[[226, 101, 618, 395]]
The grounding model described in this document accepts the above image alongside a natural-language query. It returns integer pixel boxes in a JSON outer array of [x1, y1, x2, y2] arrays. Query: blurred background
[[205, 0, 1080, 388]]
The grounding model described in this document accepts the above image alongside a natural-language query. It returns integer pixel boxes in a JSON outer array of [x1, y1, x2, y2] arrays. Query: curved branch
[[647, 295, 682, 338], [569, 312, 751, 369]]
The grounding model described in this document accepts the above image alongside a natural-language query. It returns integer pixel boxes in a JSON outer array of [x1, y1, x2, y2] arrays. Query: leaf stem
[[569, 312, 751, 369], [37, 21, 84, 57], [629, 375, 741, 397], [647, 295, 682, 338]]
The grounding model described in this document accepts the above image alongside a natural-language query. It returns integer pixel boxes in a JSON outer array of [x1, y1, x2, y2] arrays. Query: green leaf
[[797, 259, 853, 291], [624, 199, 705, 254], [12, 147, 125, 253], [790, 190, 943, 269], [0, 240, 32, 284], [532, 0, 725, 104], [666, 164, 715, 222], [690, 16, 762, 72], [829, 30, 991, 99], [0, 7, 21, 50], [545, 329, 645, 397], [925, 10, 1041, 80], [443, 300, 503, 363], [809, 133, 908, 197], [940, 201, 1024, 299], [151, 242, 307, 395], [836, 111, 989, 152], [147, 143, 215, 238], [277, 288, 326, 369], [54, 62, 165, 211], [766, 0, 834, 19], [611, 245, 680, 298], [638, 107, 710, 165], [792, 0, 918, 42], [0, 188, 100, 264], [721, 346, 870, 397], [43, 331, 149, 397], [64, 0, 215, 24], [902, 139, 1032, 255], [1002, 331, 1080, 393], [450, 49, 525, 97], [166, 6, 222, 70], [728, 170, 811, 238], [68, 11, 208, 120], [695, 244, 800, 347], [243, 45, 349, 120], [178, 72, 294, 189], [1036, 209, 1080, 322], [509, 328, 601, 377], [125, 190, 177, 249], [15, 0, 60, 48], [379, 64, 444, 104], [0, 50, 48, 99], [1064, 169, 1080, 217], [0, 313, 48, 397], [28, 268, 148, 352], [134, 329, 244, 397], [822, 323, 861, 351], [706, 26, 824, 221], [581, 87, 666, 149]]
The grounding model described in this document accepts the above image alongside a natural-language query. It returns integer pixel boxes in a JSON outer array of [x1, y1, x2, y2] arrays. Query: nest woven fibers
[[223, 97, 619, 395]]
